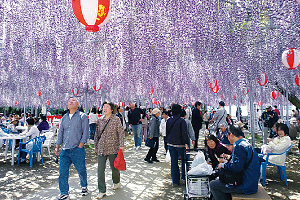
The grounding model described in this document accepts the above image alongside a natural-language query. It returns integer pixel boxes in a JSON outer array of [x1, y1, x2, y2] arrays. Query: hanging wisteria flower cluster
[[0, 0, 299, 109]]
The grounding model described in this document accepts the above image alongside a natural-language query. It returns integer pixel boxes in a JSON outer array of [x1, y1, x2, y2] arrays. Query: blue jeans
[[89, 123, 96, 140], [210, 179, 244, 200], [132, 124, 142, 147], [59, 147, 87, 195], [168, 146, 186, 185]]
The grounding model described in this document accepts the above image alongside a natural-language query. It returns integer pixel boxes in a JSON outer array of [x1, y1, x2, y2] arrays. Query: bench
[[231, 184, 271, 200]]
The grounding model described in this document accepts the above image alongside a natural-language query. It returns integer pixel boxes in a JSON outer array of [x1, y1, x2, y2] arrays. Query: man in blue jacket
[[210, 125, 260, 200]]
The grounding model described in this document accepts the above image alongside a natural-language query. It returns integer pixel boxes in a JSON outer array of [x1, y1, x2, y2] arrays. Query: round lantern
[[151, 98, 157, 105], [157, 100, 162, 106], [271, 90, 279, 100], [93, 82, 101, 91], [147, 87, 154, 95], [257, 73, 268, 86], [72, 88, 79, 96], [35, 89, 42, 97], [242, 87, 249, 95], [295, 75, 300, 86], [209, 79, 218, 89], [118, 102, 124, 107], [211, 85, 219, 93], [72, 0, 111, 32], [282, 48, 300, 70], [47, 100, 51, 106]]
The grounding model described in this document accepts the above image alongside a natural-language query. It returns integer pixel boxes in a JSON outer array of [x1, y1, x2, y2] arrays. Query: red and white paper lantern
[[211, 85, 219, 93], [209, 79, 218, 89], [157, 100, 162, 106], [118, 102, 124, 107], [72, 88, 79, 96], [242, 87, 249, 95], [282, 48, 300, 70], [147, 87, 154, 95], [93, 82, 101, 91], [35, 89, 42, 96], [271, 90, 279, 100], [47, 100, 51, 106], [257, 73, 268, 86], [72, 0, 111, 32], [151, 98, 157, 105]]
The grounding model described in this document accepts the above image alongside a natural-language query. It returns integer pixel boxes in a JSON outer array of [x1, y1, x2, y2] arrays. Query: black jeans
[[145, 137, 159, 160], [193, 127, 201, 149]]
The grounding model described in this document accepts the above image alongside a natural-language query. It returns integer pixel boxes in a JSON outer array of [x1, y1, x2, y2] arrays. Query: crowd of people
[[1, 98, 298, 200]]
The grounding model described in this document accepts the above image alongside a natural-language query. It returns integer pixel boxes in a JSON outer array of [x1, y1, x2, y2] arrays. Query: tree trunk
[[274, 83, 300, 109]]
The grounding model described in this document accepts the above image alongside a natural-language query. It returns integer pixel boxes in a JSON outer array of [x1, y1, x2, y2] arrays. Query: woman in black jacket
[[166, 104, 189, 186]]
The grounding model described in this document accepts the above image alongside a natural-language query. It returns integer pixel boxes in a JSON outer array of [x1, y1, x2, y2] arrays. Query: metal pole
[[286, 90, 289, 125], [84, 89, 88, 115], [249, 83, 255, 146]]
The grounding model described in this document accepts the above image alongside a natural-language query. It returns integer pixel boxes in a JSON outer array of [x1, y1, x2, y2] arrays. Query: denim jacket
[[222, 138, 260, 194], [56, 110, 89, 149]]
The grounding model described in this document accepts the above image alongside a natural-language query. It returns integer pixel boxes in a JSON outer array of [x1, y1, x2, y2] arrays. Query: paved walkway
[[22, 141, 187, 200]]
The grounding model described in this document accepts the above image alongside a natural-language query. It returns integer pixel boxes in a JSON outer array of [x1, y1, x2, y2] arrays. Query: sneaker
[[112, 183, 119, 190], [135, 146, 140, 150], [96, 193, 106, 199], [57, 194, 69, 200], [81, 187, 88, 196]]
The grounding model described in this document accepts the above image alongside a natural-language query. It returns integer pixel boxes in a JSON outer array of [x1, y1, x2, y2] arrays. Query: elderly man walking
[[55, 97, 89, 200]]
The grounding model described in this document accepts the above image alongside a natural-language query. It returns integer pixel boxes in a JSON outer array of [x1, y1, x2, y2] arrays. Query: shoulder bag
[[218, 150, 253, 186]]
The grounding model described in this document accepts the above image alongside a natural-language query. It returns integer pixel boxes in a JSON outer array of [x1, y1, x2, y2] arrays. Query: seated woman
[[261, 123, 291, 166], [217, 123, 233, 151], [205, 134, 232, 169], [37, 115, 49, 133]]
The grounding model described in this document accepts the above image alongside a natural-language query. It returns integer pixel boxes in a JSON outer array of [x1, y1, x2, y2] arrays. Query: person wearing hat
[[144, 108, 161, 163], [261, 105, 278, 145]]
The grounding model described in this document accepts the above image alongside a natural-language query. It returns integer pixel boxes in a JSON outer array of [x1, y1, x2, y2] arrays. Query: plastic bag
[[261, 144, 272, 155], [26, 141, 33, 151], [165, 150, 171, 162], [114, 149, 126, 171], [188, 162, 213, 176], [191, 151, 206, 169]]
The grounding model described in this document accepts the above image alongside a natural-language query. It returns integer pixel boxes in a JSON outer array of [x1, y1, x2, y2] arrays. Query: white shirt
[[264, 136, 291, 166], [160, 117, 169, 137], [89, 113, 98, 124], [124, 110, 129, 123], [25, 125, 39, 140]]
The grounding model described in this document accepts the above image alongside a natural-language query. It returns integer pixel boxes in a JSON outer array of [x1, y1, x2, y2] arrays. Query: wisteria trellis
[[0, 0, 299, 108]]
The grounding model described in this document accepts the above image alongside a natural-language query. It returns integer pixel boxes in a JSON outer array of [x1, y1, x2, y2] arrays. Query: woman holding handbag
[[144, 108, 161, 163], [94, 102, 125, 199]]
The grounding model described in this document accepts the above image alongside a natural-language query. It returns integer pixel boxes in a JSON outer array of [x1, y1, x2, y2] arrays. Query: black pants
[[163, 136, 168, 153], [193, 127, 201, 149], [205, 122, 209, 129], [146, 137, 159, 160]]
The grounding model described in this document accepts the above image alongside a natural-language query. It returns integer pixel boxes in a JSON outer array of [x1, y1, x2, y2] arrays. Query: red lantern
[[240, 98, 243, 104], [157, 101, 162, 106], [35, 89, 42, 97], [242, 87, 249, 95], [147, 87, 154, 95], [191, 102, 195, 106], [93, 82, 101, 91], [118, 102, 124, 107], [257, 73, 268, 86], [211, 85, 219, 93], [233, 95, 237, 101], [282, 48, 300, 70], [47, 100, 51, 106], [151, 98, 157, 105], [72, 88, 79, 96], [72, 0, 111, 32], [209, 79, 218, 89], [271, 90, 279, 100], [295, 75, 300, 86], [14, 101, 18, 106]]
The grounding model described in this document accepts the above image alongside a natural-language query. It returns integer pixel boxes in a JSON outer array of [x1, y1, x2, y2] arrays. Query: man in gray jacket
[[55, 97, 89, 200], [212, 101, 227, 131]]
